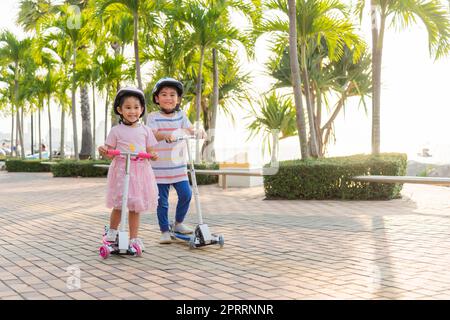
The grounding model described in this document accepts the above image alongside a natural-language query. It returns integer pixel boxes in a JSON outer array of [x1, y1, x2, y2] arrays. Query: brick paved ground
[[1, 171, 450, 300]]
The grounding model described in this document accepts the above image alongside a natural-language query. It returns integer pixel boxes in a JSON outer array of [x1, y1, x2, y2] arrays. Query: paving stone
[[2, 172, 450, 299]]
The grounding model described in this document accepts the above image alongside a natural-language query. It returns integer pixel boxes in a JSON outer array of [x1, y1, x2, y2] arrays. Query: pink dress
[[105, 123, 158, 212]]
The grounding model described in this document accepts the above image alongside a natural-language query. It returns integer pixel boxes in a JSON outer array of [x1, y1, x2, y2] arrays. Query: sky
[[1, 0, 450, 164]]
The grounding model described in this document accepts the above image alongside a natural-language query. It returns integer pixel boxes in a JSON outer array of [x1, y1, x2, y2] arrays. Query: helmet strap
[[119, 116, 140, 126], [160, 104, 180, 114]]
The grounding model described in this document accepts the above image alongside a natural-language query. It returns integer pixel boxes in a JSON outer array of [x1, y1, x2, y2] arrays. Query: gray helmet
[[113, 87, 146, 118], [152, 78, 184, 105]]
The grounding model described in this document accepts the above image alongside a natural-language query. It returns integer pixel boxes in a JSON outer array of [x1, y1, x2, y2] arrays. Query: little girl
[[98, 87, 158, 251]]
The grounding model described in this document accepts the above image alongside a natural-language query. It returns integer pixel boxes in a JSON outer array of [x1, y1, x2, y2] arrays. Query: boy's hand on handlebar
[[165, 135, 177, 143]]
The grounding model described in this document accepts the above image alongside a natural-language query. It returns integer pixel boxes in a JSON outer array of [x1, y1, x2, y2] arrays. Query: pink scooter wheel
[[131, 243, 142, 257], [99, 245, 110, 259]]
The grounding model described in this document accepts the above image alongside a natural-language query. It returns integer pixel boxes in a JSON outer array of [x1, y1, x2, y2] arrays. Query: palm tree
[[96, 53, 127, 140], [169, 0, 254, 162], [356, 0, 450, 154], [19, 2, 90, 160], [267, 39, 372, 156], [28, 77, 46, 159], [247, 92, 297, 163], [97, 0, 163, 120], [263, 0, 365, 157], [0, 71, 15, 158], [0, 31, 33, 159], [37, 52, 60, 161], [75, 48, 94, 160], [39, 33, 72, 159], [50, 4, 90, 160]]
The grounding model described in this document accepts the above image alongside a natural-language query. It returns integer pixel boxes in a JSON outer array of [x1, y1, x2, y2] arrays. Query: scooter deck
[[170, 232, 192, 242]]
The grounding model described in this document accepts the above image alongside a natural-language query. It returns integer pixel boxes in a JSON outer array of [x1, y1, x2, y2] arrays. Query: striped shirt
[[146, 110, 193, 184]]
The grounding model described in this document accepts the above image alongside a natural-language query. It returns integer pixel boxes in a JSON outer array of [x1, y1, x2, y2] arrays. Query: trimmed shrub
[[51, 160, 218, 183], [5, 159, 53, 172], [51, 160, 111, 177], [264, 153, 407, 200]]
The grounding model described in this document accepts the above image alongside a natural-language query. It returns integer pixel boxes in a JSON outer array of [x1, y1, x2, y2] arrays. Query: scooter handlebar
[[173, 135, 196, 142], [137, 152, 152, 159], [107, 150, 153, 159], [107, 149, 121, 156]]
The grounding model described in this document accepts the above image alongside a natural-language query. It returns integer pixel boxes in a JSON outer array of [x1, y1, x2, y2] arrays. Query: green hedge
[[50, 160, 218, 184], [51, 160, 111, 177], [264, 153, 407, 200], [188, 163, 219, 185], [5, 159, 53, 172]]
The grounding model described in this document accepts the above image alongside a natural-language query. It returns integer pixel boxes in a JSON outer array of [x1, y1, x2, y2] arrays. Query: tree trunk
[[111, 108, 118, 127], [287, 0, 309, 159], [47, 97, 53, 160], [271, 130, 279, 163], [31, 112, 34, 155], [79, 85, 93, 160], [133, 10, 144, 118], [13, 63, 25, 159], [206, 48, 219, 162], [321, 84, 352, 154], [301, 43, 319, 157], [15, 107, 25, 159], [105, 85, 110, 140], [200, 97, 210, 160], [371, 0, 382, 155], [71, 45, 79, 160], [92, 85, 96, 159], [18, 107, 25, 159], [10, 107, 14, 158], [195, 46, 206, 163], [60, 107, 65, 159], [21, 107, 24, 156], [15, 112, 18, 157], [315, 86, 323, 157], [38, 107, 42, 160]]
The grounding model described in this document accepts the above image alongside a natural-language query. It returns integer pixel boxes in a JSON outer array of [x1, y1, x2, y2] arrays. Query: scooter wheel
[[218, 235, 224, 248], [189, 237, 197, 250], [131, 243, 143, 257], [99, 245, 110, 259]]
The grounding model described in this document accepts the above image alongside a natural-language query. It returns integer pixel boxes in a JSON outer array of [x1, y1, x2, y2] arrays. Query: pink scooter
[[99, 150, 154, 259]]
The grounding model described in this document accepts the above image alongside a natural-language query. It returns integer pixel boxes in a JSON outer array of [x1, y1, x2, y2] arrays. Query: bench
[[93, 165, 264, 189], [196, 169, 264, 189], [352, 175, 450, 186], [93, 164, 110, 169]]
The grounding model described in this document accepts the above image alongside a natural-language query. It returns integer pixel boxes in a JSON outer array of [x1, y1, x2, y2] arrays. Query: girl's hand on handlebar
[[150, 152, 158, 160], [98, 145, 111, 159]]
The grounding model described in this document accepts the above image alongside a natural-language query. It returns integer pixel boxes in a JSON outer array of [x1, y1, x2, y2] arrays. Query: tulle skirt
[[106, 157, 158, 212]]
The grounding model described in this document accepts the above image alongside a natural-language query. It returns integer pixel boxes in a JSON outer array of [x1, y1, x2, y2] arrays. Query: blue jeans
[[157, 180, 192, 232]]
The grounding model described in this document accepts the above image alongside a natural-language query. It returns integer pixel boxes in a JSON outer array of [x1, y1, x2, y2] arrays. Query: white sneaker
[[174, 223, 193, 234], [133, 238, 145, 252], [105, 228, 118, 242], [159, 232, 172, 244], [129, 238, 144, 255]]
